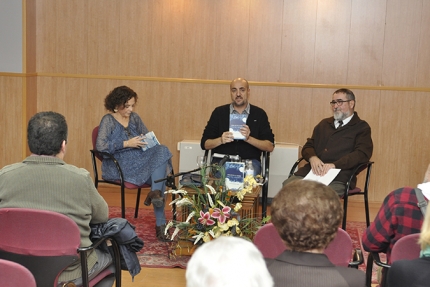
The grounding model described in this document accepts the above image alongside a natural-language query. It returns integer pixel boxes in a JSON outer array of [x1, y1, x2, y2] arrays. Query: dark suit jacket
[[386, 257, 430, 287], [266, 250, 365, 287], [295, 112, 373, 188]]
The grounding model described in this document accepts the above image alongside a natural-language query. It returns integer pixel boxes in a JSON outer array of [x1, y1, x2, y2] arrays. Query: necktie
[[338, 121, 343, 129]]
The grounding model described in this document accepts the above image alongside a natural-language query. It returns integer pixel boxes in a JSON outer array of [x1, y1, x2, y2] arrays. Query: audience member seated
[[283, 88, 373, 196], [267, 180, 365, 287], [386, 194, 430, 287], [0, 111, 115, 287], [200, 77, 274, 175], [96, 85, 173, 241], [186, 236, 274, 287], [362, 163, 430, 262]]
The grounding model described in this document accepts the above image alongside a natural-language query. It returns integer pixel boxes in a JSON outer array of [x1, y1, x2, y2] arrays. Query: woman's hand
[[124, 135, 147, 149]]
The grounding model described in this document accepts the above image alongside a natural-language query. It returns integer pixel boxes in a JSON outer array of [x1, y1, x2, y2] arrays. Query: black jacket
[[90, 218, 144, 278]]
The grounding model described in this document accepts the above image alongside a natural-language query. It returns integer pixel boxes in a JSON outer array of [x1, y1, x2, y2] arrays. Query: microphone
[[218, 155, 230, 167]]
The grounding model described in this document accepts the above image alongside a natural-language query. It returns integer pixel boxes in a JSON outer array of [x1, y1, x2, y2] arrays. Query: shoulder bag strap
[[414, 188, 427, 216]]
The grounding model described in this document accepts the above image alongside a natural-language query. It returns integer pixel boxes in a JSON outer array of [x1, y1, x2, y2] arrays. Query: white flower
[[185, 211, 195, 223], [207, 193, 215, 207], [165, 189, 188, 195], [206, 184, 217, 194], [164, 221, 173, 235], [192, 232, 205, 245], [175, 197, 194, 207], [170, 227, 180, 240]]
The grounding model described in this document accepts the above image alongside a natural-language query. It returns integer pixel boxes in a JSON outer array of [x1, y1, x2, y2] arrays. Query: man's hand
[[239, 125, 250, 141], [309, 156, 335, 176], [221, 131, 234, 144]]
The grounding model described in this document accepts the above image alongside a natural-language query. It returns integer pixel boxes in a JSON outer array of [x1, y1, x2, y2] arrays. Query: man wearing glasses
[[283, 88, 373, 196]]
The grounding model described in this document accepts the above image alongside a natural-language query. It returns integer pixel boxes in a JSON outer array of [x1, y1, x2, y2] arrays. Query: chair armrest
[[77, 237, 122, 287], [348, 248, 364, 268], [90, 149, 125, 183], [289, 157, 305, 178], [371, 251, 390, 269]]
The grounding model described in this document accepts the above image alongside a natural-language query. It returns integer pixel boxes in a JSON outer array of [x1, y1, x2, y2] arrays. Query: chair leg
[[365, 253, 374, 287], [364, 192, 370, 227], [342, 194, 348, 230], [121, 185, 126, 219], [134, 188, 141, 218]]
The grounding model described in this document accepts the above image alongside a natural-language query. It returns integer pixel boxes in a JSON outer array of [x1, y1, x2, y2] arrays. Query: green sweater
[[0, 155, 109, 281]]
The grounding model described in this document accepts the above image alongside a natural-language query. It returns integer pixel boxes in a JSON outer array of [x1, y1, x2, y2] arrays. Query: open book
[[229, 114, 248, 140], [303, 168, 341, 186], [141, 131, 160, 151]]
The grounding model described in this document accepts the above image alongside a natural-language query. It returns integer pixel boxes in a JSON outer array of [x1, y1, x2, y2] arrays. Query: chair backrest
[[0, 259, 37, 287], [325, 228, 353, 267], [254, 224, 354, 267], [390, 233, 421, 262], [92, 126, 104, 162], [253, 223, 286, 258], [0, 208, 81, 287]]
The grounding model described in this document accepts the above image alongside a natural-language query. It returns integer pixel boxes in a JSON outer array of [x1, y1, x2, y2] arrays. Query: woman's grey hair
[[186, 236, 274, 287]]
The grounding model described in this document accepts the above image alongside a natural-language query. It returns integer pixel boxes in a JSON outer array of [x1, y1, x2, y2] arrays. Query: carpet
[[108, 206, 189, 269], [109, 206, 381, 283]]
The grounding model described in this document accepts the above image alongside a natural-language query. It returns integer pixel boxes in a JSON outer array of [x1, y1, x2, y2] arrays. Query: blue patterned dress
[[96, 112, 172, 186]]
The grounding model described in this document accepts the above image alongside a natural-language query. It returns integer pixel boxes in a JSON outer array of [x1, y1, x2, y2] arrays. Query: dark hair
[[27, 111, 68, 155], [271, 180, 342, 251], [104, 86, 138, 112], [333, 88, 355, 101]]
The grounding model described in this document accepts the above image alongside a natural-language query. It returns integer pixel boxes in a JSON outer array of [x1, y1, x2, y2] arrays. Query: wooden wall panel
[[314, 0, 351, 84], [382, 0, 422, 87], [280, 0, 318, 83], [416, 0, 430, 87], [247, 0, 283, 82], [0, 76, 24, 167], [347, 0, 386, 86]]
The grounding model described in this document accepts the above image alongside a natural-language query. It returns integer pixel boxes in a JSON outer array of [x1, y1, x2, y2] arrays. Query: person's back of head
[[271, 180, 343, 251], [27, 111, 68, 156], [186, 236, 274, 287]]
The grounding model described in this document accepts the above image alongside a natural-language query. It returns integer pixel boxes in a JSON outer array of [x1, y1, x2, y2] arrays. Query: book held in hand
[[141, 131, 160, 151], [225, 161, 245, 190], [229, 114, 248, 140]]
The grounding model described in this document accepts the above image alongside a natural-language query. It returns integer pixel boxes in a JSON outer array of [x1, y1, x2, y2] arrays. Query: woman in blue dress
[[96, 86, 172, 241]]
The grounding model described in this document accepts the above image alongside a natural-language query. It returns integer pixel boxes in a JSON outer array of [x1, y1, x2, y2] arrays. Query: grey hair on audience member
[[186, 236, 274, 287]]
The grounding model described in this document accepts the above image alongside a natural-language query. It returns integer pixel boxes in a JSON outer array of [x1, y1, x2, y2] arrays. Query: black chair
[[203, 149, 271, 218], [0, 208, 121, 287], [288, 158, 374, 230], [90, 126, 150, 218]]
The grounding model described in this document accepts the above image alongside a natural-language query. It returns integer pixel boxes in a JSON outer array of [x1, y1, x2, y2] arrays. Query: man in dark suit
[[267, 180, 365, 287], [283, 88, 373, 196]]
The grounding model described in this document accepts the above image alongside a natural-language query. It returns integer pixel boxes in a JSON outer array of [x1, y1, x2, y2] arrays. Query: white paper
[[303, 168, 341, 186]]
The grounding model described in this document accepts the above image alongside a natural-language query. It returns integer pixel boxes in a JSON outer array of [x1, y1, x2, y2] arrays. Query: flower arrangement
[[165, 164, 270, 245]]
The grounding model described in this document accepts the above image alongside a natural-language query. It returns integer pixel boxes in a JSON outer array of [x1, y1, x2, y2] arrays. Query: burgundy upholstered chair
[[90, 126, 150, 218], [365, 233, 421, 287], [0, 208, 121, 287], [253, 223, 363, 268], [0, 259, 36, 287]]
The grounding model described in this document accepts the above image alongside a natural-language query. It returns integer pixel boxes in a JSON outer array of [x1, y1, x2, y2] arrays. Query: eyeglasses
[[330, 99, 351, 107]]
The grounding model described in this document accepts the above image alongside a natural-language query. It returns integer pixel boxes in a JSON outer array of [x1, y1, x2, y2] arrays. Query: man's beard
[[233, 97, 246, 107], [333, 110, 347, 121]]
